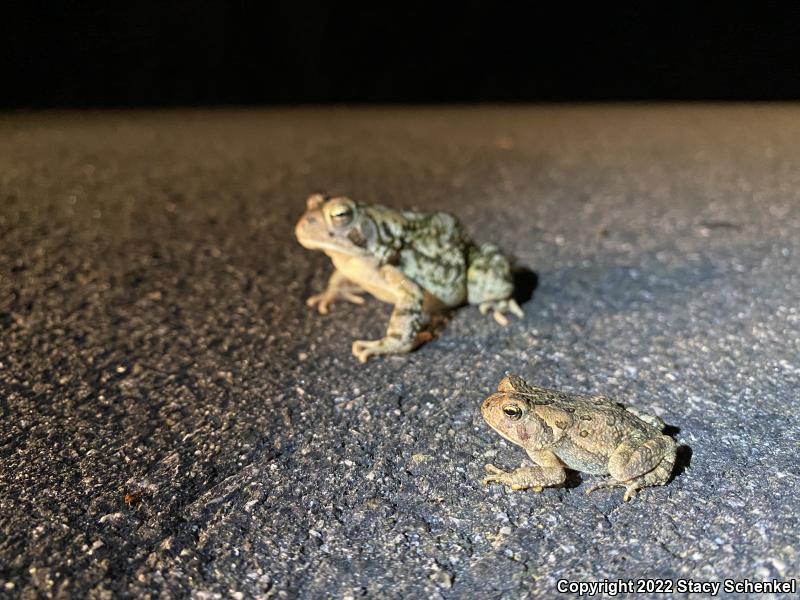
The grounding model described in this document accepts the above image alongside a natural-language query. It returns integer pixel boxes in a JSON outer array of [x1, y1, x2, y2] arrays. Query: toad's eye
[[502, 404, 523, 420], [329, 205, 354, 226]]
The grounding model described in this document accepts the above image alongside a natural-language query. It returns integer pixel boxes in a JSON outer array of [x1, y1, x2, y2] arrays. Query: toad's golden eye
[[502, 404, 523, 420], [329, 204, 354, 226]]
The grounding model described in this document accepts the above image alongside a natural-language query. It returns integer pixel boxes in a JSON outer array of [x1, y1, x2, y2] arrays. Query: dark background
[[3, 3, 800, 108]]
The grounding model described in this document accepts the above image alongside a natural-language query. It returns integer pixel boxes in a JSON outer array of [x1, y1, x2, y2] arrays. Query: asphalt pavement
[[0, 106, 798, 598]]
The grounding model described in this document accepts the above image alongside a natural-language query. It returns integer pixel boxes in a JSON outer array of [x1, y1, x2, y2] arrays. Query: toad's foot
[[482, 463, 564, 492], [479, 298, 524, 326], [306, 290, 365, 315], [585, 480, 641, 502], [352, 336, 415, 363]]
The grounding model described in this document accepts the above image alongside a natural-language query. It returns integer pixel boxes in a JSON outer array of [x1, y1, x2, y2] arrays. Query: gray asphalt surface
[[1, 106, 798, 598]]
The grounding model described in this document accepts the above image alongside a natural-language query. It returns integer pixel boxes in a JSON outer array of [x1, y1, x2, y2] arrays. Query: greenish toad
[[295, 193, 523, 362]]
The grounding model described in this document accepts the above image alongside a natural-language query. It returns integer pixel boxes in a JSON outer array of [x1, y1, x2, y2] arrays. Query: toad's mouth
[[295, 232, 371, 256], [484, 419, 520, 445]]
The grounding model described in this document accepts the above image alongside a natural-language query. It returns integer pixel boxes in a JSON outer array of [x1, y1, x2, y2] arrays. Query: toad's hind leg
[[622, 406, 666, 431], [588, 435, 677, 502], [467, 244, 521, 325]]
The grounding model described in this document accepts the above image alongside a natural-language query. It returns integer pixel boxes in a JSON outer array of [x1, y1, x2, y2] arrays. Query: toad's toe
[[623, 485, 642, 502], [493, 311, 509, 326]]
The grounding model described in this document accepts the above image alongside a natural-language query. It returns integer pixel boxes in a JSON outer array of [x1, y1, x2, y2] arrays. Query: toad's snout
[[294, 217, 306, 240], [294, 214, 318, 246]]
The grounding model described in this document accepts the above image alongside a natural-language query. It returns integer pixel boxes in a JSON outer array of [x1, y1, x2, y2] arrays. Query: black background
[[3, 3, 800, 108]]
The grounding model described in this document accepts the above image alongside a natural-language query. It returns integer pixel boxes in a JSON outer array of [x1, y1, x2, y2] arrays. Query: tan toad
[[481, 375, 677, 501], [295, 193, 523, 363]]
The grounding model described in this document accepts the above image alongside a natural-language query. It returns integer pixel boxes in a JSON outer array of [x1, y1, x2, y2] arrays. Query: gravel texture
[[0, 106, 799, 598]]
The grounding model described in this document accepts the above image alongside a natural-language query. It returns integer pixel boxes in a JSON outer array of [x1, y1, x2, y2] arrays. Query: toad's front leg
[[352, 266, 425, 363], [483, 450, 566, 492], [307, 270, 365, 315], [483, 464, 566, 492]]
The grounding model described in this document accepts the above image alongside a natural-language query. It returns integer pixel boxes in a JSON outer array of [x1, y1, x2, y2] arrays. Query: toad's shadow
[[663, 424, 692, 482], [512, 266, 539, 307], [671, 445, 693, 483], [563, 470, 583, 489]]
